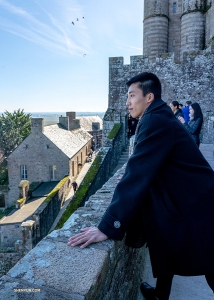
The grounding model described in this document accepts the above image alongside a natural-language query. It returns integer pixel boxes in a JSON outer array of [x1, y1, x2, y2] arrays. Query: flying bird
[[71, 21, 74, 25], [82, 17, 84, 19], [83, 54, 86, 57], [76, 18, 79, 21]]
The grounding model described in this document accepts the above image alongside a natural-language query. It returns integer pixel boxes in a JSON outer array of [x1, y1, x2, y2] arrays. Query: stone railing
[[0, 164, 146, 299]]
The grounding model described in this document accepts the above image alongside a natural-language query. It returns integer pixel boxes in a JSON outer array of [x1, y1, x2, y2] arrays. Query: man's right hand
[[67, 227, 108, 248]]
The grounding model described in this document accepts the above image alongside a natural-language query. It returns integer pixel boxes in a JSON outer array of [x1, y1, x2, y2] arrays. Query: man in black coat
[[68, 73, 214, 300]]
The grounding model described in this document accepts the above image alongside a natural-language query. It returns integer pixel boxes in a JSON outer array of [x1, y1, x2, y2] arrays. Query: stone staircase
[[112, 147, 129, 175]]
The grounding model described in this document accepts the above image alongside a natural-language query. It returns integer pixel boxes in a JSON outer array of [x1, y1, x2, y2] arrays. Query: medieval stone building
[[6, 112, 92, 207], [103, 0, 214, 148]]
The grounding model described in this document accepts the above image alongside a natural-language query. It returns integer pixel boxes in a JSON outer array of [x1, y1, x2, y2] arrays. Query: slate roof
[[76, 116, 103, 131], [44, 124, 92, 158]]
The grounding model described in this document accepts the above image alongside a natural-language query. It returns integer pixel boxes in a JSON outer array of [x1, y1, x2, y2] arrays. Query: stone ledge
[[0, 165, 146, 299]]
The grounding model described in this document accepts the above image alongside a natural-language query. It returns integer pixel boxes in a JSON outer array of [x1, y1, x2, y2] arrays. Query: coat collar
[[143, 98, 166, 116]]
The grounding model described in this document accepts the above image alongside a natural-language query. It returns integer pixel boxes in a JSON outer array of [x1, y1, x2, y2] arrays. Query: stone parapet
[[0, 165, 146, 299], [106, 50, 214, 144]]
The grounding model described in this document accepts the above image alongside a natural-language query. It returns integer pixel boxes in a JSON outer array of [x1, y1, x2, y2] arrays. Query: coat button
[[114, 221, 121, 228]]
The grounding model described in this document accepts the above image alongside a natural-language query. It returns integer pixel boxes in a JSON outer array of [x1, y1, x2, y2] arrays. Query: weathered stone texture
[[0, 251, 21, 277], [0, 224, 22, 247], [143, 0, 213, 61], [143, 16, 169, 59], [181, 12, 205, 58], [0, 165, 147, 300], [205, 0, 214, 47], [144, 0, 169, 17], [168, 0, 182, 61], [104, 51, 214, 146]]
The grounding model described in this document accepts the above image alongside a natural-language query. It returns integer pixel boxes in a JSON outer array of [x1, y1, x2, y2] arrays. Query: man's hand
[[67, 227, 108, 248]]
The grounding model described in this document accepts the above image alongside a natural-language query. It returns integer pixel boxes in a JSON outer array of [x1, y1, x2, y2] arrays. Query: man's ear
[[147, 93, 155, 103]]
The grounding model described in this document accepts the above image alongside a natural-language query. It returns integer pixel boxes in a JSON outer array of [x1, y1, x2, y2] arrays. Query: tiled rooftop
[[44, 124, 92, 158], [76, 116, 103, 131]]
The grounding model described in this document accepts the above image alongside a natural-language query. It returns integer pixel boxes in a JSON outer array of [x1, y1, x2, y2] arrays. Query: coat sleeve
[[98, 112, 175, 240], [183, 118, 202, 135]]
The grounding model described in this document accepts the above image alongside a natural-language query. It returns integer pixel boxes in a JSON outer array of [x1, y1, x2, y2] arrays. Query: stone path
[[0, 182, 59, 224], [139, 143, 214, 300]]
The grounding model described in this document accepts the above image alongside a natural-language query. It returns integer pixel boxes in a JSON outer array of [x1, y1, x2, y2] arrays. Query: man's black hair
[[186, 101, 192, 105], [126, 72, 161, 99]]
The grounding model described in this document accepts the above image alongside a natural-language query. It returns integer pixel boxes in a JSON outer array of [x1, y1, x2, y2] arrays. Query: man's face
[[126, 83, 154, 118]]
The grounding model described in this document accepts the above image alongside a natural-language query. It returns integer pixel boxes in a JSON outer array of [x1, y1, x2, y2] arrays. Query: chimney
[[31, 118, 44, 134], [59, 116, 69, 130], [66, 112, 80, 130], [92, 122, 100, 131]]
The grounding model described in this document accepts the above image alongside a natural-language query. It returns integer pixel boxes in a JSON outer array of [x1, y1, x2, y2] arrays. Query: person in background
[[178, 102, 203, 147], [72, 181, 78, 192], [169, 101, 183, 119], [179, 103, 183, 110], [182, 100, 192, 122]]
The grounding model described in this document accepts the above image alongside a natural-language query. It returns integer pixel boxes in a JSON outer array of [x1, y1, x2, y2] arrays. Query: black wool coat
[[98, 99, 214, 277]]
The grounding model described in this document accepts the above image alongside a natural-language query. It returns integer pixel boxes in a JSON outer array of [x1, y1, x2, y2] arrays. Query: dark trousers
[[155, 274, 214, 300]]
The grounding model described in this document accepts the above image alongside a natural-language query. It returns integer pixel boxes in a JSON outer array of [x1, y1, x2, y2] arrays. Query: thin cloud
[[116, 42, 142, 53], [0, 0, 91, 56]]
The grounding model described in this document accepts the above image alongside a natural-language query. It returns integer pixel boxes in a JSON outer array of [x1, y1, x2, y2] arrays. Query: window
[[50, 165, 56, 180], [20, 165, 27, 180], [186, 36, 188, 44], [46, 145, 49, 149], [173, 3, 177, 13], [154, 1, 157, 9], [25, 145, 28, 149], [172, 39, 176, 47]]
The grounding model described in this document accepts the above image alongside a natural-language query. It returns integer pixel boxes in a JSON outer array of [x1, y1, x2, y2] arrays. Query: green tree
[[0, 109, 31, 157], [0, 109, 31, 185]]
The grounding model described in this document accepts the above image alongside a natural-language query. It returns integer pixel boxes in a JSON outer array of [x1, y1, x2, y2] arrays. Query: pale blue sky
[[0, 0, 144, 112]]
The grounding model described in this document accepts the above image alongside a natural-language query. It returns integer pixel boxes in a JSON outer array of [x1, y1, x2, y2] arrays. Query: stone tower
[[143, 0, 169, 60], [143, 0, 213, 61], [180, 0, 207, 58]]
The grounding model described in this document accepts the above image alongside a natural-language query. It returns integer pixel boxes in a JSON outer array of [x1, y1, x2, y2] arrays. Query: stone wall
[[0, 224, 23, 248], [0, 164, 147, 300], [32, 176, 72, 242], [205, 0, 214, 47], [0, 249, 21, 277], [103, 50, 214, 145], [168, 0, 182, 61], [143, 0, 213, 61]]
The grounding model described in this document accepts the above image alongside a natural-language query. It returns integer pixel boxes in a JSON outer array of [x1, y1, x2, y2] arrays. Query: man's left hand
[[67, 227, 108, 248]]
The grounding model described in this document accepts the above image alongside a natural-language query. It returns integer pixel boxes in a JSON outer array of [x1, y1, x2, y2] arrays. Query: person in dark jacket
[[178, 102, 203, 147], [182, 100, 192, 122], [72, 181, 78, 192], [169, 100, 183, 118], [68, 73, 214, 300]]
